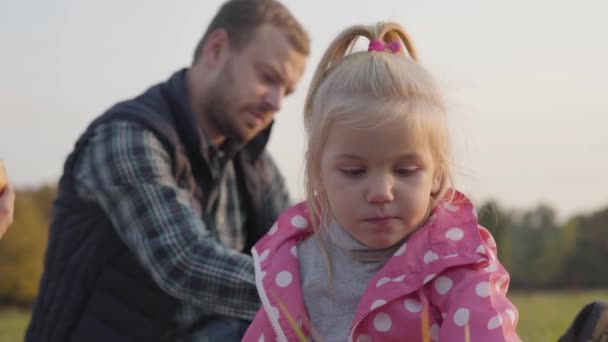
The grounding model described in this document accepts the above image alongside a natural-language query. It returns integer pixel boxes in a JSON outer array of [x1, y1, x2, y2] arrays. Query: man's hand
[[0, 160, 6, 195], [0, 161, 15, 239]]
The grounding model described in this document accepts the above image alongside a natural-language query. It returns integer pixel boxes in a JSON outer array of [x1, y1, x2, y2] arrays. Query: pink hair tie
[[368, 40, 401, 53]]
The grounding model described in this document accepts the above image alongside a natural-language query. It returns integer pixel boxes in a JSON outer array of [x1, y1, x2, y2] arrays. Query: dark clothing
[[26, 69, 289, 341]]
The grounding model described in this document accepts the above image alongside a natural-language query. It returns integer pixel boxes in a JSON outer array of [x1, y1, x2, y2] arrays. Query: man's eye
[[261, 72, 278, 84]]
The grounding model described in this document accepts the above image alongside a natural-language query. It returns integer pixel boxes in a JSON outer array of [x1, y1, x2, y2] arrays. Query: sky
[[1, 0, 606, 221]]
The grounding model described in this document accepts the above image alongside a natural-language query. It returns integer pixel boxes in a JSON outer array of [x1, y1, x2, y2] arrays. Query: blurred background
[[1, 1, 606, 341]]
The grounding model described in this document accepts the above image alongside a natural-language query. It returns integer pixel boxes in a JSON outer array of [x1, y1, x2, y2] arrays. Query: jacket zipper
[[262, 303, 285, 342], [348, 311, 373, 342], [253, 248, 288, 342]]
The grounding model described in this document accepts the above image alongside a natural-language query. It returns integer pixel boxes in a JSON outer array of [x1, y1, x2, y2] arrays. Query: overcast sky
[[1, 0, 606, 220]]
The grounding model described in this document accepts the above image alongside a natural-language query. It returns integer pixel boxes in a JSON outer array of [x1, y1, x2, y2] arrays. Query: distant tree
[[0, 185, 55, 305], [561, 208, 608, 288], [477, 200, 513, 270]]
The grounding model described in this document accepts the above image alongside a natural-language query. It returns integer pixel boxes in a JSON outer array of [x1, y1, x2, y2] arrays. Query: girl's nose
[[366, 174, 394, 204]]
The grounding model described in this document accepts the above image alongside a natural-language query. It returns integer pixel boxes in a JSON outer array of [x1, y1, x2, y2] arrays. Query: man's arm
[[74, 121, 260, 320]]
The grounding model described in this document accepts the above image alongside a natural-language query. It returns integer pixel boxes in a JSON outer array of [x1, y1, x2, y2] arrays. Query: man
[[25, 0, 309, 341]]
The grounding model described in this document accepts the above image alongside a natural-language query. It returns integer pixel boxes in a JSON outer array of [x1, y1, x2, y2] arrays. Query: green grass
[[510, 290, 608, 342], [0, 308, 29, 342], [1, 290, 606, 341]]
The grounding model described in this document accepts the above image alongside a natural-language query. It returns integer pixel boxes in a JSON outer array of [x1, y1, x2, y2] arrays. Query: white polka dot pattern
[[290, 215, 308, 228], [475, 282, 490, 297], [484, 262, 498, 273], [244, 199, 520, 341], [371, 299, 387, 310], [275, 271, 292, 287], [430, 323, 440, 341], [356, 334, 372, 342], [392, 274, 406, 282], [488, 314, 503, 330], [505, 309, 517, 324], [394, 243, 407, 256], [435, 276, 453, 295], [446, 227, 464, 241], [270, 306, 279, 320], [404, 298, 422, 313], [268, 223, 278, 235], [444, 203, 460, 212], [424, 274, 436, 284], [454, 308, 470, 326], [373, 313, 392, 332], [376, 277, 391, 287], [424, 251, 439, 264]]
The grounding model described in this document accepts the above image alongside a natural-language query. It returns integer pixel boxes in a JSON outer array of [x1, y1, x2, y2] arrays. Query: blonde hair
[[304, 21, 454, 237]]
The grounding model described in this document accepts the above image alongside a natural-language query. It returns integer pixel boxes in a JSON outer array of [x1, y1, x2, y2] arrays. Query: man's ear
[[201, 29, 230, 69]]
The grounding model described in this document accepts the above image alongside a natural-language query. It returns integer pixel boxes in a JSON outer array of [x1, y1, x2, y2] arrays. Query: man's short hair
[[193, 0, 310, 62]]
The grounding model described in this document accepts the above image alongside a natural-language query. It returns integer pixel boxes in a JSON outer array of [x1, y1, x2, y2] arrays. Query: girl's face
[[317, 119, 440, 249]]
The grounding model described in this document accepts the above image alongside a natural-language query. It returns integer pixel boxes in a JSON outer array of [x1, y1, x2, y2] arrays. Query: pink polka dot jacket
[[242, 191, 521, 341]]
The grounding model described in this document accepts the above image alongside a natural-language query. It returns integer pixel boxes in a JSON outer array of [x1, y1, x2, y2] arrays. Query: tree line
[[1, 185, 606, 305]]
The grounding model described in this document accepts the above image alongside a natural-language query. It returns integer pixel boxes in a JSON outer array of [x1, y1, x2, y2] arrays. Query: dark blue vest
[[25, 70, 278, 342]]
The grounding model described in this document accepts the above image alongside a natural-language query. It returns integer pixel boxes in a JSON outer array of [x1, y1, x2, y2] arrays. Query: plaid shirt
[[73, 120, 290, 329]]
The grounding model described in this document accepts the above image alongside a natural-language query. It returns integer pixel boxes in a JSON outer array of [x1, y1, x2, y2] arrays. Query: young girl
[[243, 22, 520, 342]]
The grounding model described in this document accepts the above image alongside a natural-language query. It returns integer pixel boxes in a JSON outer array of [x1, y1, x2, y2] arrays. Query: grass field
[[510, 290, 607, 341], [1, 290, 606, 341], [0, 307, 28, 342]]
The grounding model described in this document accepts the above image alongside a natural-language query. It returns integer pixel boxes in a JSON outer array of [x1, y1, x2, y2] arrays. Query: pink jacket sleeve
[[241, 307, 275, 342], [428, 239, 521, 341]]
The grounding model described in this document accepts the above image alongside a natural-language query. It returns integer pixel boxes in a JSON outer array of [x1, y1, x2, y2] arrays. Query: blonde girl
[[243, 21, 520, 342]]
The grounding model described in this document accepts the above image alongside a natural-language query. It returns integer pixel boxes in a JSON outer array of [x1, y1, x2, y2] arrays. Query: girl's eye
[[340, 168, 365, 177], [395, 167, 418, 175]]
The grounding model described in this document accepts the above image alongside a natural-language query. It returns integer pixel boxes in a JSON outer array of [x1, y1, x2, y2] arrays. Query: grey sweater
[[298, 221, 402, 341]]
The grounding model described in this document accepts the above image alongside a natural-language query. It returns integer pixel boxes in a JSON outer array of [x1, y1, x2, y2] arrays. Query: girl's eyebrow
[[396, 153, 424, 162], [334, 153, 362, 160], [334, 153, 424, 161]]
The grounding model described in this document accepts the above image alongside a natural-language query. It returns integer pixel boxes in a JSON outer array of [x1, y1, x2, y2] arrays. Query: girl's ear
[[313, 176, 324, 195], [431, 174, 441, 195]]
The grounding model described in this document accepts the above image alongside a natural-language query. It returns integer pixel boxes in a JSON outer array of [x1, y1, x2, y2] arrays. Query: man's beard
[[204, 64, 249, 144], [205, 92, 245, 144]]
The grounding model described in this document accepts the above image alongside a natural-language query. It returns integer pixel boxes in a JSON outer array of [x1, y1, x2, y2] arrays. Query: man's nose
[[262, 86, 282, 113]]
